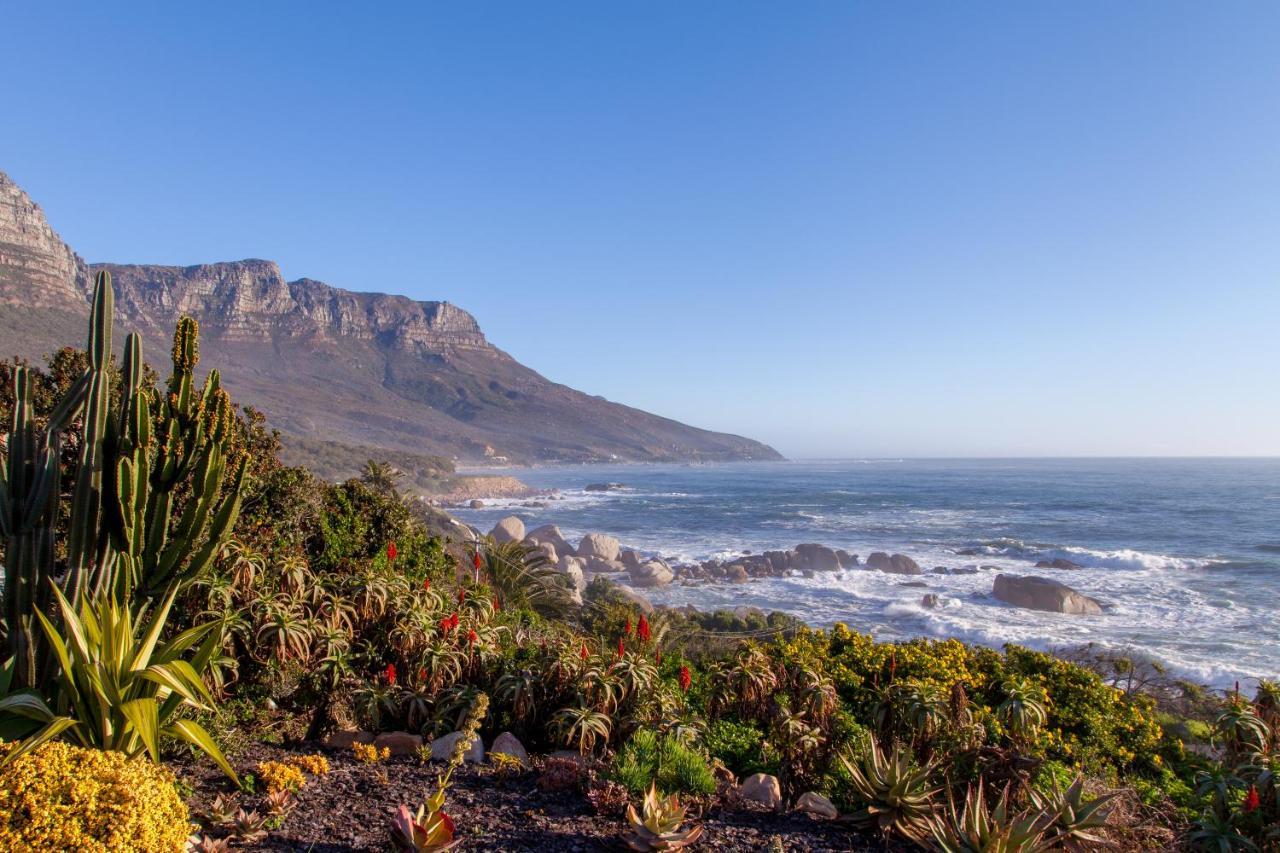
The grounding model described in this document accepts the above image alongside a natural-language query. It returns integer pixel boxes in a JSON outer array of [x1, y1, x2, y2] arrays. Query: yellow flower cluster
[[353, 742, 390, 764], [0, 741, 190, 852], [255, 760, 306, 793], [289, 753, 330, 775]]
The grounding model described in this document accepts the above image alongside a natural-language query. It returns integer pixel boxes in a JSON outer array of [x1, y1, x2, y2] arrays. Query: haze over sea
[[454, 458, 1280, 691]]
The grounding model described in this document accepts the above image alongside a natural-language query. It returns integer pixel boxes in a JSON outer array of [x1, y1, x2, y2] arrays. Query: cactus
[[1, 270, 246, 693]]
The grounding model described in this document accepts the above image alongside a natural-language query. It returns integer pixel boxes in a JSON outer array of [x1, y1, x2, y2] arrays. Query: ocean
[[450, 458, 1280, 690]]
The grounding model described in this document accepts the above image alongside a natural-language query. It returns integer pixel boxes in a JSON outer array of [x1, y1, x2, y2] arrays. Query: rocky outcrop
[[867, 552, 922, 575], [792, 544, 842, 572], [1035, 558, 1084, 570], [793, 791, 838, 819], [0, 170, 784, 468], [992, 574, 1103, 615]]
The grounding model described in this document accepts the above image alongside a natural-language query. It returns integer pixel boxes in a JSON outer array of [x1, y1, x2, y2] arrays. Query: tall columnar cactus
[[1, 271, 246, 692]]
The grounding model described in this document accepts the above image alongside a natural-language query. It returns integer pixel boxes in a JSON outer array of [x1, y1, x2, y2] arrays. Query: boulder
[[584, 482, 626, 492], [615, 585, 655, 615], [534, 542, 559, 564], [468, 499, 484, 509], [793, 543, 842, 572], [488, 731, 529, 766], [737, 773, 783, 809], [869, 552, 922, 575], [374, 731, 423, 756], [630, 560, 674, 588], [584, 556, 626, 574], [577, 533, 621, 562], [620, 549, 643, 571], [526, 524, 573, 554], [558, 558, 587, 592], [321, 729, 374, 750], [1035, 558, 1084, 570], [764, 550, 791, 573], [429, 731, 485, 763], [835, 549, 859, 569], [725, 564, 750, 583], [992, 574, 1103, 615], [921, 594, 941, 609], [489, 516, 525, 544], [794, 791, 838, 820]]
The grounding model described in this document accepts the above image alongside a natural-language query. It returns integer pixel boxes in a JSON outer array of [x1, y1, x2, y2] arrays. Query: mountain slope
[[0, 171, 781, 466]]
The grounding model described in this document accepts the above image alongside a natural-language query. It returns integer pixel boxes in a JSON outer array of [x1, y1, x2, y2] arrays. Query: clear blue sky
[[4, 3, 1278, 457]]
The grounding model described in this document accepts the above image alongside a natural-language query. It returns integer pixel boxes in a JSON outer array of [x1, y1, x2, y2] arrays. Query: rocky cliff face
[[0, 172, 90, 308], [0, 169, 783, 467]]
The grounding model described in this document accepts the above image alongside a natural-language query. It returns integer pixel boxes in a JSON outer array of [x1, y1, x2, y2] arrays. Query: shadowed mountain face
[[0, 171, 781, 466]]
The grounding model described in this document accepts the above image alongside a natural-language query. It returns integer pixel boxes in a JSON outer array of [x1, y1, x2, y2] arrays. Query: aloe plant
[[621, 783, 705, 851], [932, 780, 1053, 853], [1028, 776, 1118, 851], [840, 738, 939, 843]]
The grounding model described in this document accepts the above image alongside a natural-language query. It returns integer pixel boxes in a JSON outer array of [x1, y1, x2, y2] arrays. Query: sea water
[[451, 458, 1280, 690]]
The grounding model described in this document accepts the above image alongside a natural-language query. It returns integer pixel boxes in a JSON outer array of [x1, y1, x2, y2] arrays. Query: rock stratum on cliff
[[0, 170, 781, 467]]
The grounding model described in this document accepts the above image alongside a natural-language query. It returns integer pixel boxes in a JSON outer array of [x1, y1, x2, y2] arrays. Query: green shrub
[[704, 719, 770, 778], [611, 729, 716, 796]]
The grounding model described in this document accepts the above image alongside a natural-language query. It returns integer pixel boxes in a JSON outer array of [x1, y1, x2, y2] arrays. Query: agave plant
[[931, 780, 1052, 853], [840, 739, 939, 843], [1028, 776, 1118, 851], [231, 809, 269, 844], [0, 584, 237, 780], [621, 783, 705, 851]]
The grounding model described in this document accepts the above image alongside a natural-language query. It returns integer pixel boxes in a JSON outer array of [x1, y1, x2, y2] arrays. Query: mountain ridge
[[0, 170, 782, 467]]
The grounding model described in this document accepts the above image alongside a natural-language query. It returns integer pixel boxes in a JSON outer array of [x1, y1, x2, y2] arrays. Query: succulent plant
[[931, 780, 1053, 853], [389, 801, 457, 852], [840, 739, 939, 843], [203, 793, 238, 826], [621, 783, 705, 851], [265, 788, 298, 817], [186, 834, 232, 853], [231, 808, 268, 844], [1027, 776, 1118, 850]]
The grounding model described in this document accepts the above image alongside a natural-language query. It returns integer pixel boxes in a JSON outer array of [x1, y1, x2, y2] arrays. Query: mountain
[[0, 171, 782, 468]]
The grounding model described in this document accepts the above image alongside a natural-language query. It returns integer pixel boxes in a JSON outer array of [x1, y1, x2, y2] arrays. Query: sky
[[3, 2, 1278, 458]]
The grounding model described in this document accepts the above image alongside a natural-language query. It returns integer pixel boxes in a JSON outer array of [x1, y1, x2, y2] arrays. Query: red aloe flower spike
[[386, 541, 398, 561], [473, 551, 482, 571], [467, 628, 478, 645], [679, 665, 692, 692], [440, 616, 453, 634], [458, 588, 467, 604], [637, 615, 651, 643], [450, 612, 460, 629], [422, 577, 431, 591], [385, 663, 397, 686], [492, 596, 501, 612], [617, 637, 625, 659], [1244, 784, 1261, 812], [655, 649, 662, 666], [580, 642, 589, 661], [418, 668, 427, 683], [624, 618, 632, 637]]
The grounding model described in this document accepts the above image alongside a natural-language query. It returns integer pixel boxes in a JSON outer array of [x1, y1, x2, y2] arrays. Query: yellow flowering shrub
[[353, 742, 389, 763], [256, 760, 306, 792], [0, 741, 190, 852], [289, 753, 330, 775]]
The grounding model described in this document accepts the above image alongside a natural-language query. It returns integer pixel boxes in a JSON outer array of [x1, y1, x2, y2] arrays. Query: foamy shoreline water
[[451, 459, 1280, 691]]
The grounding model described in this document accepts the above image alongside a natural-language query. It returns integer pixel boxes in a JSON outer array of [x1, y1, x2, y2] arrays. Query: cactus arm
[[64, 272, 115, 607]]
